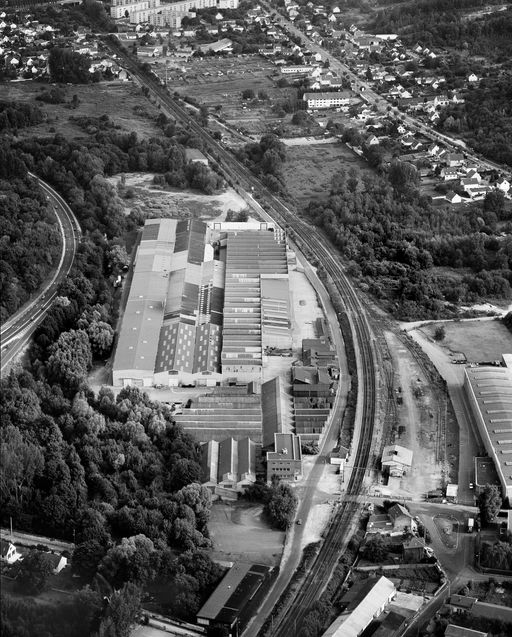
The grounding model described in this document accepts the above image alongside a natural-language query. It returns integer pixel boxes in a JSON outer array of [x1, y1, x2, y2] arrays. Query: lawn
[[3, 80, 162, 139], [282, 141, 371, 208], [208, 501, 285, 566], [422, 318, 512, 363]]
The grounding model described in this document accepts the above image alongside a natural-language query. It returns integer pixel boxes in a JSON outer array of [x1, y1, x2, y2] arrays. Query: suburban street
[[0, 174, 80, 375], [264, 2, 511, 179]]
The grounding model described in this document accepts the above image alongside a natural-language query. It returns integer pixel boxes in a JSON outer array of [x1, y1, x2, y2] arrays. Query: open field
[[3, 80, 161, 139], [107, 173, 248, 221], [281, 141, 372, 208], [420, 318, 512, 363], [208, 501, 285, 566]]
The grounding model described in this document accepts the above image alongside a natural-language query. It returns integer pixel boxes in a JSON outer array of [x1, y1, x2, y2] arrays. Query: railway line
[[106, 38, 379, 636]]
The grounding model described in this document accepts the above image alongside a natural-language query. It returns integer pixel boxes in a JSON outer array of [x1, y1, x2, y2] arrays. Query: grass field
[[282, 140, 372, 208], [3, 80, 162, 139], [208, 501, 285, 566], [423, 318, 512, 362]]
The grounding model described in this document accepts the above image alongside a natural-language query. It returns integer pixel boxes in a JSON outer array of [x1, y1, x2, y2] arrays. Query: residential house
[[402, 536, 425, 563], [496, 177, 510, 193], [441, 168, 459, 181], [446, 153, 465, 167], [468, 73, 478, 83], [0, 540, 22, 565], [447, 595, 478, 614], [388, 504, 416, 534], [446, 191, 462, 204]]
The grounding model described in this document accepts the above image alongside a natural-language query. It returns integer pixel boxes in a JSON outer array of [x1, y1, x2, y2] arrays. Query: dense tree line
[[437, 79, 512, 168], [236, 134, 288, 194], [0, 102, 44, 131], [369, 0, 511, 59], [1, 583, 141, 637], [48, 47, 99, 84], [306, 169, 512, 319], [0, 175, 61, 322]]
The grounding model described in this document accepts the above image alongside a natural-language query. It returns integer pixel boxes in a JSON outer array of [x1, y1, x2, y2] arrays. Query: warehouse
[[464, 363, 512, 501], [113, 219, 292, 388]]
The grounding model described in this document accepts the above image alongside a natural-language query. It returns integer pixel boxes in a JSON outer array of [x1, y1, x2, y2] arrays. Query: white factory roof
[[323, 576, 396, 637], [465, 365, 512, 490]]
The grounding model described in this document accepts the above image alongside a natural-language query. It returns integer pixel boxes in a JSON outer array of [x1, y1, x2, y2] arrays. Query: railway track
[[105, 39, 379, 636]]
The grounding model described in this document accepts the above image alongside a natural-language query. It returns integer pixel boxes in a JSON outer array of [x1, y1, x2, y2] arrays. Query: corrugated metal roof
[[465, 366, 512, 490]]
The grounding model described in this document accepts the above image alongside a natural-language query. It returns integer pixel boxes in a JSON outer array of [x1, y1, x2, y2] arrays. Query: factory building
[[113, 219, 292, 388], [464, 359, 512, 502], [112, 218, 224, 387]]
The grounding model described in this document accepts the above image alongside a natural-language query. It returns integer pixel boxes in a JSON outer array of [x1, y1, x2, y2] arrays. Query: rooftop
[[465, 366, 512, 489]]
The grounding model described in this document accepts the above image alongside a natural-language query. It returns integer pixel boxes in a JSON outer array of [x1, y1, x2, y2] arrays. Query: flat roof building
[[197, 562, 271, 636], [464, 366, 512, 501], [221, 228, 289, 382], [266, 432, 302, 482]]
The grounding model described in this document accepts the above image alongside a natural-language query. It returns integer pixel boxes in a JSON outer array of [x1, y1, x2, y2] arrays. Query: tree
[[388, 159, 419, 196], [99, 535, 156, 586], [361, 535, 388, 562], [17, 550, 55, 594], [98, 582, 142, 637], [47, 329, 92, 390], [242, 88, 255, 100], [478, 484, 502, 524], [265, 483, 298, 530], [72, 540, 107, 580], [434, 325, 446, 341]]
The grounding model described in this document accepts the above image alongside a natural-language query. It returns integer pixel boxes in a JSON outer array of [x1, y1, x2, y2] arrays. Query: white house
[[468, 73, 478, 83], [446, 191, 462, 204], [1, 540, 22, 565], [496, 177, 510, 193]]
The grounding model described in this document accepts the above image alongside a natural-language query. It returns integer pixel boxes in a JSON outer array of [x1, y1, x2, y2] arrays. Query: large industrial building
[[464, 359, 512, 502], [113, 219, 292, 388]]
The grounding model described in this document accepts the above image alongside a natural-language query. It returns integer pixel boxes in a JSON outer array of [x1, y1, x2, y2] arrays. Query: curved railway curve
[[106, 38, 379, 635]]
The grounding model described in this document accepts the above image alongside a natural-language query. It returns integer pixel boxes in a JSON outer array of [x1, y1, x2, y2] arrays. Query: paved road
[[0, 173, 81, 375], [0, 527, 74, 554], [264, 3, 511, 179]]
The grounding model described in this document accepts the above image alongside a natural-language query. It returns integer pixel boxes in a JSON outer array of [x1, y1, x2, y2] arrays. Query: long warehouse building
[[464, 361, 512, 501], [113, 219, 292, 387]]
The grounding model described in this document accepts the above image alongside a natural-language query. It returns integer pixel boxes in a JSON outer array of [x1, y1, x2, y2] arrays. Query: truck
[[467, 518, 474, 533]]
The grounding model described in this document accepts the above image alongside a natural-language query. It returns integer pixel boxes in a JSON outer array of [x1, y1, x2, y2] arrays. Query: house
[[402, 536, 425, 563], [381, 445, 413, 477], [446, 191, 462, 204], [467, 73, 478, 83], [441, 167, 459, 181], [447, 595, 478, 614], [388, 504, 416, 533], [446, 483, 458, 501], [446, 153, 465, 167], [0, 540, 22, 564], [465, 169, 481, 182], [496, 177, 510, 193], [366, 134, 379, 146]]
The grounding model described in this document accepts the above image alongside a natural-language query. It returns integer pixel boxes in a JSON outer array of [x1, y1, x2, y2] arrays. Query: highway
[[103, 37, 380, 637], [0, 173, 81, 375]]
